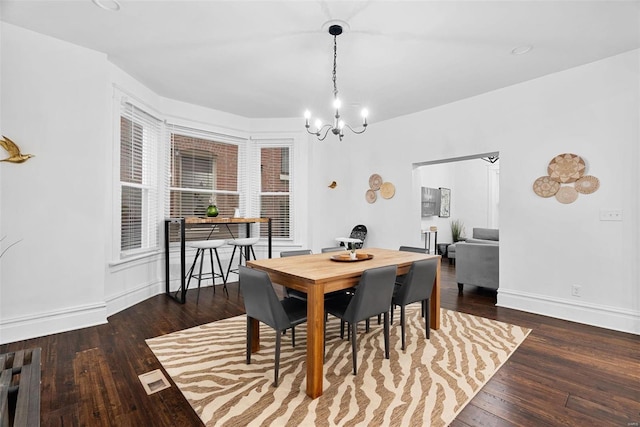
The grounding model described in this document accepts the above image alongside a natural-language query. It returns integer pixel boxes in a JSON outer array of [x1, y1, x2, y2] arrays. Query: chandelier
[[304, 24, 368, 141]]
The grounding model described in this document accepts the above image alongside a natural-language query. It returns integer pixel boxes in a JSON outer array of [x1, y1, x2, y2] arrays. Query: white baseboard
[[0, 303, 107, 345], [105, 280, 164, 317], [497, 289, 640, 335]]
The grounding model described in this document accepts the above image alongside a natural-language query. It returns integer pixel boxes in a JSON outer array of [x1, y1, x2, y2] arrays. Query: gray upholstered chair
[[398, 246, 427, 254], [324, 265, 397, 375], [239, 266, 307, 386], [280, 249, 312, 300], [391, 258, 438, 350]]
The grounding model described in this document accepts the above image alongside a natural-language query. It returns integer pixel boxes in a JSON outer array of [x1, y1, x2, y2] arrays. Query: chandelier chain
[[332, 35, 338, 99]]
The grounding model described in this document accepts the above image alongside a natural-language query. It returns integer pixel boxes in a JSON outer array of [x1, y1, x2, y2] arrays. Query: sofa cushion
[[465, 238, 499, 245], [472, 228, 499, 241]]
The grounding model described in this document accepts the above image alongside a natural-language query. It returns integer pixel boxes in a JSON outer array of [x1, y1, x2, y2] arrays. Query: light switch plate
[[599, 210, 623, 221]]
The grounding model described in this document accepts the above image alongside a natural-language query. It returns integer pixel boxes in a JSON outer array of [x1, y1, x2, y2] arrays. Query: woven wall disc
[[555, 186, 579, 204], [533, 176, 560, 198], [547, 153, 586, 183], [574, 175, 600, 194], [365, 189, 377, 204], [380, 182, 395, 199], [369, 174, 383, 190]]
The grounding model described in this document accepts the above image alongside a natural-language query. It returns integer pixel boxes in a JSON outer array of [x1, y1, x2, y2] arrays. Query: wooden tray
[[330, 253, 374, 262]]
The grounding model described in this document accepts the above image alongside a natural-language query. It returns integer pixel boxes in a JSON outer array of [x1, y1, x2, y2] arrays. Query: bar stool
[[225, 236, 259, 285], [186, 239, 228, 297]]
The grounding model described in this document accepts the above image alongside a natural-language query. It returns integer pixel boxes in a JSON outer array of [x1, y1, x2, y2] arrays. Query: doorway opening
[[412, 151, 499, 247]]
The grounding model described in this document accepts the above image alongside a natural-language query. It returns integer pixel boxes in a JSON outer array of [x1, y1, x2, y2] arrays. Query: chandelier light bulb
[[304, 110, 311, 119], [338, 120, 345, 129], [361, 108, 369, 126], [314, 119, 323, 129], [333, 98, 342, 109]]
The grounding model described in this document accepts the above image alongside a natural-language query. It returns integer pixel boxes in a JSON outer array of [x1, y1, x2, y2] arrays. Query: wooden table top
[[183, 217, 270, 224], [247, 247, 439, 285]]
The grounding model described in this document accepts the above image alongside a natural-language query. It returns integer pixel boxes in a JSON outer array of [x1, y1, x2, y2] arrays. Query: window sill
[[109, 250, 163, 271]]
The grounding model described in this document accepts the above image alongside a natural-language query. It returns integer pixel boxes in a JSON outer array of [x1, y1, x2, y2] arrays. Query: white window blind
[[120, 102, 162, 254], [168, 124, 244, 217], [259, 144, 293, 239]]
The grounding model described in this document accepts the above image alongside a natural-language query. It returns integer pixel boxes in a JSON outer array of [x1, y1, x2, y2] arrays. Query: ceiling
[[2, 1, 639, 126]]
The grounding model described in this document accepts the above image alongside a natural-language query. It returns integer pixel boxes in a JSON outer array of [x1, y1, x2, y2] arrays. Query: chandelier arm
[[316, 125, 333, 141], [342, 123, 368, 135], [305, 123, 331, 136]]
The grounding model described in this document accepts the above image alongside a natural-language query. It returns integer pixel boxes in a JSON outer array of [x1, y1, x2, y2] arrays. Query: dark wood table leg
[[306, 283, 325, 398]]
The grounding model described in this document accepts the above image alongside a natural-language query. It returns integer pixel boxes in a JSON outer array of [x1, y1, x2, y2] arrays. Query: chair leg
[[458, 283, 463, 293], [378, 314, 382, 324], [340, 320, 345, 339], [225, 245, 238, 283], [185, 249, 202, 292], [246, 316, 252, 365], [391, 304, 394, 324], [196, 249, 205, 302], [400, 305, 406, 350], [351, 322, 358, 375], [425, 299, 431, 339], [365, 318, 370, 332], [274, 331, 281, 387], [208, 248, 216, 294], [383, 311, 390, 359], [213, 248, 228, 296], [291, 326, 296, 347]]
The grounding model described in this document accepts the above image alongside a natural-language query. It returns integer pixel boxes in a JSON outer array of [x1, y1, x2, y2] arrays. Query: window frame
[[115, 93, 164, 260]]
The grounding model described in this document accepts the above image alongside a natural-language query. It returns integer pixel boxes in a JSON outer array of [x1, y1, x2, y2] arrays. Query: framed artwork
[[439, 188, 450, 218], [421, 187, 439, 217]]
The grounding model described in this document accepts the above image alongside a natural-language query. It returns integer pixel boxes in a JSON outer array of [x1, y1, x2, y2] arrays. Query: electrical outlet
[[600, 210, 623, 221], [571, 284, 582, 297]]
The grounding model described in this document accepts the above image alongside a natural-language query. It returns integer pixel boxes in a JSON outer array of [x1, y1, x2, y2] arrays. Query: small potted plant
[[451, 219, 465, 242]]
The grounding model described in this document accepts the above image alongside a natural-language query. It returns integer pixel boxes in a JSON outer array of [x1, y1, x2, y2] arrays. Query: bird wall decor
[[0, 135, 34, 163]]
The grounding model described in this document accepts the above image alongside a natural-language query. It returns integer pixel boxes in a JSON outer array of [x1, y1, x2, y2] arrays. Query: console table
[[422, 230, 438, 254], [164, 217, 271, 303]]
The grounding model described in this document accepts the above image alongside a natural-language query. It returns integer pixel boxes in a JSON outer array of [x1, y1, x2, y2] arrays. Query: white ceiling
[[2, 1, 639, 126]]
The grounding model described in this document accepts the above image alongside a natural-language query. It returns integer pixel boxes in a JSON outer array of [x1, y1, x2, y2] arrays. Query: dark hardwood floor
[[1, 259, 638, 426]]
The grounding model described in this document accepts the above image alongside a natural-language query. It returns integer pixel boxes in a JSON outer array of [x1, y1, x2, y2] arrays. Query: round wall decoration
[[365, 189, 377, 204], [574, 175, 600, 194], [380, 182, 395, 199], [533, 176, 560, 198], [547, 153, 586, 183], [369, 174, 383, 190], [555, 186, 579, 204]]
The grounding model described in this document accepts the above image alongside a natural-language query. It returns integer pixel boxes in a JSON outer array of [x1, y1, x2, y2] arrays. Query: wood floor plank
[[0, 258, 638, 426]]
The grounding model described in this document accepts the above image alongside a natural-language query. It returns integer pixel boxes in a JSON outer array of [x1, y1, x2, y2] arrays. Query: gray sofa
[[454, 228, 499, 293]]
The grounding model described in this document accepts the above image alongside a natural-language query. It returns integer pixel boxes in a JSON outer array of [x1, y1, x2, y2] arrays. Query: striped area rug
[[147, 306, 530, 426]]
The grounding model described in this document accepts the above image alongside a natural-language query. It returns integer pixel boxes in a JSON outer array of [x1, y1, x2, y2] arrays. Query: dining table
[[246, 247, 441, 399]]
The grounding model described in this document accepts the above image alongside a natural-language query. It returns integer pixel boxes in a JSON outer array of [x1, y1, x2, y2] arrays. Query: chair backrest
[[343, 265, 396, 324], [321, 246, 344, 253], [349, 225, 367, 249], [394, 258, 438, 306], [239, 266, 290, 330], [398, 246, 427, 254], [280, 249, 312, 257]]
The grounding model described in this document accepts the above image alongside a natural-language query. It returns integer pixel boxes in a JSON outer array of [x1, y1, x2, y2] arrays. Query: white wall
[[0, 23, 306, 343], [308, 50, 639, 334], [0, 24, 111, 342]]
